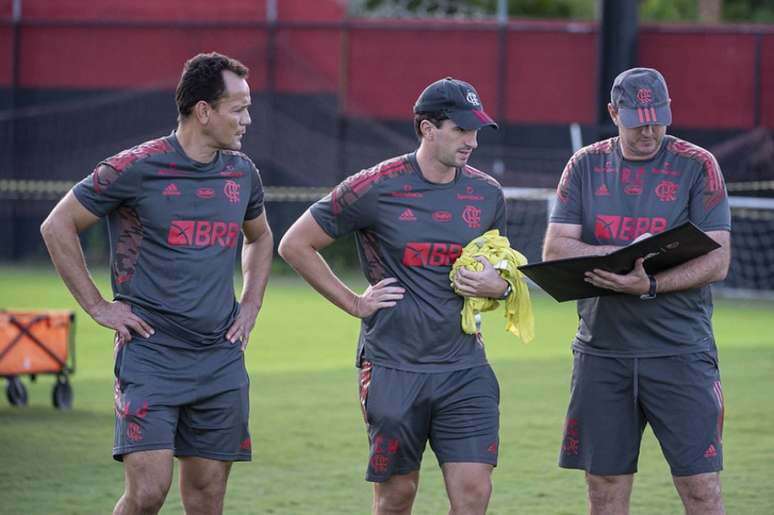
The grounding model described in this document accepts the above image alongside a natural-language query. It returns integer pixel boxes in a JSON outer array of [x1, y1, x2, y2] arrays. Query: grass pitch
[[1, 265, 773, 514]]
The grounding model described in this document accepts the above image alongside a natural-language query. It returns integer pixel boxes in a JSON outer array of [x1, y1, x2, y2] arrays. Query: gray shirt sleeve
[[687, 154, 731, 231], [73, 164, 139, 217], [550, 156, 584, 224], [244, 159, 265, 221], [491, 188, 508, 233], [310, 170, 380, 238]]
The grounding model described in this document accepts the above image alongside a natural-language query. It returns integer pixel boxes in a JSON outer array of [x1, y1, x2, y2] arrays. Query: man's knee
[[374, 494, 414, 514], [180, 464, 229, 505], [184, 478, 227, 501], [449, 475, 492, 512], [586, 474, 631, 503], [121, 451, 173, 513], [374, 476, 419, 513], [674, 473, 723, 509], [124, 482, 170, 513]]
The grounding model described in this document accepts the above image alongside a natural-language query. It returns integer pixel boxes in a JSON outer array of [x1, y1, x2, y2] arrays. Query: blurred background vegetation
[[357, 0, 774, 23]]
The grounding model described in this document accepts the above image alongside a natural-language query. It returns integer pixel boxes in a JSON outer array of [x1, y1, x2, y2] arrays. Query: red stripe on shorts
[[359, 360, 373, 424], [713, 381, 724, 442]]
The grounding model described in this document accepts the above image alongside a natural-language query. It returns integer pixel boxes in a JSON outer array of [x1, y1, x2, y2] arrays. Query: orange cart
[[0, 310, 76, 409]]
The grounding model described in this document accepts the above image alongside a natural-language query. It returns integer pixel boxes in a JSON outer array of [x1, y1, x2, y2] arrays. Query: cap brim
[[618, 104, 672, 128], [448, 109, 498, 131]]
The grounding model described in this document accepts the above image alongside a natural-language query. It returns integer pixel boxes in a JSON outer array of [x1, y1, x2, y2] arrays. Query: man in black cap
[[279, 77, 509, 514], [543, 67, 730, 514]]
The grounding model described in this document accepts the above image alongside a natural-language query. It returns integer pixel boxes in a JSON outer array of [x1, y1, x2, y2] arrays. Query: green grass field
[[1, 265, 773, 514]]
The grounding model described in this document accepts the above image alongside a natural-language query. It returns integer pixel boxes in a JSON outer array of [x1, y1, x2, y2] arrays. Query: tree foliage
[[723, 0, 774, 22], [357, 0, 774, 22]]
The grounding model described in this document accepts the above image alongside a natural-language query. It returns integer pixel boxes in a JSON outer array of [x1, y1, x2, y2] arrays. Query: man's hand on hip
[[90, 299, 154, 344], [352, 278, 405, 319], [228, 301, 261, 351]]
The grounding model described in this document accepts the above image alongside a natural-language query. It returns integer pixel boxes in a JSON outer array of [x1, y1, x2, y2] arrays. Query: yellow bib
[[449, 229, 534, 343]]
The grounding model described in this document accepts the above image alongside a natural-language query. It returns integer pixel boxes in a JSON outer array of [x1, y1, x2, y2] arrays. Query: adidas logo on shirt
[[399, 208, 416, 222], [163, 183, 181, 197]]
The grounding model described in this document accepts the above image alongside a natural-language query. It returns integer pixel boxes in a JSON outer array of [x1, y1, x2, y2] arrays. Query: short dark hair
[[414, 111, 448, 139], [176, 52, 249, 119]]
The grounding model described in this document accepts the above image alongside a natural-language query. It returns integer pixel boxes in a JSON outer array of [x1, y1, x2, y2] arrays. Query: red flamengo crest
[[370, 454, 389, 473], [655, 180, 678, 202], [127, 422, 143, 442], [224, 180, 240, 203], [562, 418, 579, 455], [462, 206, 481, 228], [636, 88, 652, 104]]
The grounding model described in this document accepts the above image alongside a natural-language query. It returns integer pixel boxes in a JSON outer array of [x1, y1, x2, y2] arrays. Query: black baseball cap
[[414, 77, 498, 131], [611, 67, 672, 128]]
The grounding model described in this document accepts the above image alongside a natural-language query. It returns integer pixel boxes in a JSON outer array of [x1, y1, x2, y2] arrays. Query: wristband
[[639, 274, 657, 300]]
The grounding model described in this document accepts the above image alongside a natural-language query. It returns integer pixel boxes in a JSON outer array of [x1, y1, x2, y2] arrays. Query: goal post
[[501, 187, 774, 299]]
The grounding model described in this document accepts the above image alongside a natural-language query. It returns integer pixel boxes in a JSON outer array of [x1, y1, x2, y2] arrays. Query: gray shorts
[[112, 332, 251, 462], [559, 351, 724, 476], [359, 361, 499, 482]]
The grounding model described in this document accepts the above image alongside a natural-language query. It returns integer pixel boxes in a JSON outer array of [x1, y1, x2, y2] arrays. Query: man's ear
[[194, 100, 211, 124], [607, 103, 619, 127], [420, 120, 434, 141]]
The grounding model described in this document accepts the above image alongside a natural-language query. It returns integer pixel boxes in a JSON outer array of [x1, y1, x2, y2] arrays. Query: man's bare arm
[[40, 191, 153, 341], [543, 222, 730, 296], [542, 222, 621, 261], [226, 212, 273, 347], [588, 230, 730, 295], [278, 210, 404, 318]]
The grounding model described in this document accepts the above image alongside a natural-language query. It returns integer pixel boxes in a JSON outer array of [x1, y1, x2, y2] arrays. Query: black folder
[[518, 222, 721, 302]]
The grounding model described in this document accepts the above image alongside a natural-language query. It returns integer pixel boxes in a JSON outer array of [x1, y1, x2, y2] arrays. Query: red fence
[[1, 0, 773, 129]]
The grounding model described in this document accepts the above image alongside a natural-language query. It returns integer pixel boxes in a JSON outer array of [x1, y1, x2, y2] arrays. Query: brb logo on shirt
[[402, 242, 463, 267], [167, 220, 240, 248], [594, 215, 667, 242]]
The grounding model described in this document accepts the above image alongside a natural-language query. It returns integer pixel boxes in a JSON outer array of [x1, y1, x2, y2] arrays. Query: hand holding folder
[[517, 222, 721, 302]]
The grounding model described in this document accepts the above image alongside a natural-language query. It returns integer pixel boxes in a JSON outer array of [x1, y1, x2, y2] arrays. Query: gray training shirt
[[550, 135, 731, 358], [73, 133, 264, 347], [311, 153, 507, 372]]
